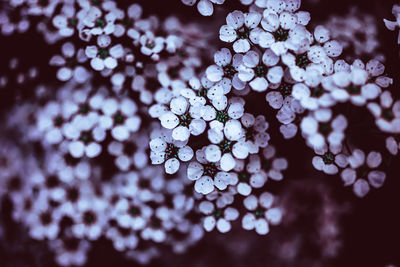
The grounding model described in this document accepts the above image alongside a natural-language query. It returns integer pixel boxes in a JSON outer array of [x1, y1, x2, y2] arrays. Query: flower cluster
[[1, 0, 400, 266]]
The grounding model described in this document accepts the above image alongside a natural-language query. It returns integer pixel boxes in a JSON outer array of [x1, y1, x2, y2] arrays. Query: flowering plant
[[0, 0, 399, 266]]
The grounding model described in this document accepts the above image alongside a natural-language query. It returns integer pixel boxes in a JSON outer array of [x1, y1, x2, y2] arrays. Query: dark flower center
[[113, 111, 126, 125], [167, 67, 180, 79], [346, 84, 361, 95], [254, 206, 265, 218], [216, 110, 229, 123], [67, 188, 79, 202], [279, 82, 293, 98], [91, 0, 102, 6], [219, 139, 233, 154], [236, 27, 250, 39], [151, 218, 161, 229], [145, 41, 155, 49], [165, 143, 179, 160], [254, 64, 268, 77], [212, 208, 223, 219], [274, 28, 289, 42], [244, 127, 256, 141], [97, 48, 109, 59], [322, 152, 335, 165], [66, 58, 77, 68], [197, 88, 208, 97], [223, 64, 237, 79], [67, 18, 77, 28], [203, 163, 218, 177], [40, 212, 52, 225], [95, 18, 106, 28], [382, 108, 394, 121], [239, 171, 250, 183], [311, 86, 324, 97], [79, 131, 93, 144], [176, 49, 187, 58], [65, 154, 80, 166], [83, 211, 97, 225], [111, 195, 119, 205], [356, 165, 369, 178], [54, 116, 64, 127], [24, 199, 32, 211], [139, 179, 150, 189], [129, 206, 141, 216], [178, 113, 192, 127], [118, 227, 131, 236], [79, 103, 90, 114], [296, 53, 311, 69]]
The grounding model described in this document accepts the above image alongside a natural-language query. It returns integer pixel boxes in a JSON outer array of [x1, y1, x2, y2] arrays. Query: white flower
[[232, 155, 267, 196], [275, 96, 305, 134], [85, 37, 125, 71], [260, 6, 312, 55], [159, 95, 206, 141], [110, 197, 152, 231], [81, 5, 120, 36], [330, 60, 389, 106], [181, 0, 225, 16], [301, 110, 347, 149], [51, 237, 91, 267], [188, 147, 236, 194], [108, 133, 149, 171], [26, 197, 62, 240], [312, 144, 347, 175], [68, 133, 102, 158], [340, 149, 386, 198], [156, 60, 195, 88], [238, 49, 281, 92], [292, 75, 337, 110], [367, 90, 400, 133], [206, 48, 244, 90], [50, 42, 89, 83], [199, 200, 238, 233], [71, 199, 107, 240], [112, 3, 143, 37], [58, 92, 107, 159], [262, 145, 288, 181], [52, 3, 80, 38], [27, 0, 59, 17], [240, 113, 270, 154], [220, 10, 262, 53], [265, 74, 294, 110], [149, 128, 193, 174], [98, 97, 141, 142], [140, 31, 165, 59], [36, 101, 70, 145], [242, 191, 282, 235]]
